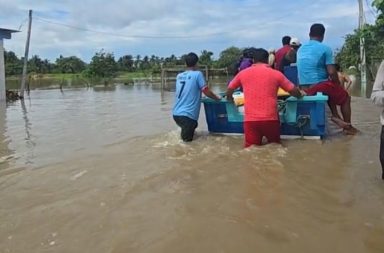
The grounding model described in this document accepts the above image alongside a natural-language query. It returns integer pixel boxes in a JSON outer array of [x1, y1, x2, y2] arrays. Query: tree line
[[4, 47, 243, 79], [335, 0, 384, 80]]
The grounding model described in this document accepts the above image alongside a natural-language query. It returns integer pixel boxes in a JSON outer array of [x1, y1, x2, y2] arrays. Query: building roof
[[0, 28, 20, 40]]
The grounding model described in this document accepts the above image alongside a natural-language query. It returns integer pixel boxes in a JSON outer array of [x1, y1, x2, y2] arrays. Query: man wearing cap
[[279, 37, 301, 72], [297, 23, 357, 134]]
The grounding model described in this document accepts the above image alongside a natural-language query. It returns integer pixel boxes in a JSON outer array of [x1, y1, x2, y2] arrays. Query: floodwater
[[0, 84, 383, 253]]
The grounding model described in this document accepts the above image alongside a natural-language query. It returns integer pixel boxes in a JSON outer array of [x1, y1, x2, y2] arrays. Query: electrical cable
[[33, 16, 229, 39]]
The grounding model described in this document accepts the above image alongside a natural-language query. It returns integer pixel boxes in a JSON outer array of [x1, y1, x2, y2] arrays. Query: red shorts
[[244, 120, 280, 147], [304, 81, 349, 105]]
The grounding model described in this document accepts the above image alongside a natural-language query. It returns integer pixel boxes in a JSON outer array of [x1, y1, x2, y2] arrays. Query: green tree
[[28, 55, 48, 73], [142, 55, 150, 70], [134, 55, 141, 70], [199, 50, 214, 66], [336, 0, 384, 79], [4, 50, 22, 76], [117, 55, 134, 71], [55, 55, 86, 73], [86, 50, 118, 78], [216, 46, 242, 73]]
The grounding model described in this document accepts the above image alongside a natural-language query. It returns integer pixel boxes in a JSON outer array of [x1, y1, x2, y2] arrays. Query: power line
[[18, 18, 28, 31], [33, 16, 229, 39]]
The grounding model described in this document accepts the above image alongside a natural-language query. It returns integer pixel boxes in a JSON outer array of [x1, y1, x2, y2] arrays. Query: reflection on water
[[0, 101, 14, 173], [0, 85, 383, 253]]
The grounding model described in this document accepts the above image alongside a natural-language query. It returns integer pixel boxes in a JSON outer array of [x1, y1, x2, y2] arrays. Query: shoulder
[[177, 71, 187, 78], [316, 43, 332, 53], [297, 42, 310, 53], [190, 70, 204, 77], [271, 68, 285, 78], [275, 46, 285, 54]]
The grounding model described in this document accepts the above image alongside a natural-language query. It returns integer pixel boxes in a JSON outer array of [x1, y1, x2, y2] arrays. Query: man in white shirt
[[371, 60, 384, 180]]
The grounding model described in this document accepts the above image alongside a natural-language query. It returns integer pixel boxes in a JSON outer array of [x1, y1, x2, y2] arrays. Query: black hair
[[282, 36, 291, 45], [185, 52, 199, 67], [243, 48, 252, 58], [335, 63, 342, 72], [250, 48, 269, 64], [310, 23, 325, 37]]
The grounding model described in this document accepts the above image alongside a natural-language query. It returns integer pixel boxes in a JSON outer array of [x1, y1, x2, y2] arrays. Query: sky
[[0, 0, 378, 63]]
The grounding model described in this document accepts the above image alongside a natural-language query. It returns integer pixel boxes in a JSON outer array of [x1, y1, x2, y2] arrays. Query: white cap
[[290, 37, 301, 46]]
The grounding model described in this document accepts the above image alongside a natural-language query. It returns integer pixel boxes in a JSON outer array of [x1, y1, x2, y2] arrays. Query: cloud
[[0, 0, 369, 62]]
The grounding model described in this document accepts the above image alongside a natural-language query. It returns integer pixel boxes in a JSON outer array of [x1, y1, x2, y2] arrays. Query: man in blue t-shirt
[[173, 52, 220, 142], [297, 23, 357, 134]]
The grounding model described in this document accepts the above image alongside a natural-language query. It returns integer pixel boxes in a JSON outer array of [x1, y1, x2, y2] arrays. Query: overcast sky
[[0, 0, 377, 63]]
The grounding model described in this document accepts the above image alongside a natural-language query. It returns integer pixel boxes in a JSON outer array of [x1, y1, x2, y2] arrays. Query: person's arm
[[278, 72, 303, 98], [197, 71, 220, 101], [289, 87, 305, 98], [344, 73, 352, 90], [327, 65, 341, 85], [202, 86, 220, 101], [371, 61, 384, 107], [324, 46, 341, 85], [226, 74, 242, 102]]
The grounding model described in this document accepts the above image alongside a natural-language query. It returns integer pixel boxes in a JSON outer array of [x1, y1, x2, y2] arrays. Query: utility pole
[[20, 9, 32, 99], [358, 0, 367, 98]]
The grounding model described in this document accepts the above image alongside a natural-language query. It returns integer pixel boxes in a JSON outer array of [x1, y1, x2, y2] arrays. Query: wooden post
[[20, 9, 32, 99], [0, 39, 5, 101], [160, 68, 164, 90]]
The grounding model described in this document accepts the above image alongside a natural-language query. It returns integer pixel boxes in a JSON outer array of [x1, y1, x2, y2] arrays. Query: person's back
[[226, 48, 303, 147], [234, 64, 292, 121], [297, 40, 333, 85], [280, 37, 301, 72], [173, 70, 205, 120], [275, 35, 291, 71], [172, 52, 219, 142]]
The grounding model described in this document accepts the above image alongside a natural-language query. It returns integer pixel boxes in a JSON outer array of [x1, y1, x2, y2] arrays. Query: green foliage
[[373, 0, 384, 12], [199, 50, 214, 66], [28, 55, 52, 74], [85, 50, 118, 78], [216, 46, 242, 74], [4, 51, 22, 75], [4, 47, 247, 78], [55, 55, 86, 73], [117, 55, 134, 71], [335, 2, 384, 80]]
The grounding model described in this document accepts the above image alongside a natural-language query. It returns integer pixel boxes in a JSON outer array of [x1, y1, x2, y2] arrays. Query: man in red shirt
[[226, 48, 303, 147], [274, 35, 291, 71]]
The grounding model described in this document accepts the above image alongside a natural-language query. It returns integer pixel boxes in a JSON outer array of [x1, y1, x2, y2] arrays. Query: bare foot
[[343, 125, 359, 135], [331, 116, 351, 129]]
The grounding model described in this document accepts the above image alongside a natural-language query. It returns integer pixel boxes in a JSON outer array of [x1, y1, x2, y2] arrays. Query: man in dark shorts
[[172, 53, 220, 142], [297, 23, 358, 134]]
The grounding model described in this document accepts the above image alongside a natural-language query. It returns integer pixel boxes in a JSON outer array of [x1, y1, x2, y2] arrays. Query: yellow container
[[232, 89, 289, 106]]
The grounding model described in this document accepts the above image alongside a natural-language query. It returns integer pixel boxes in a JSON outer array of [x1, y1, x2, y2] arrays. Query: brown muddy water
[[0, 84, 383, 253]]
